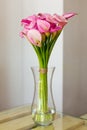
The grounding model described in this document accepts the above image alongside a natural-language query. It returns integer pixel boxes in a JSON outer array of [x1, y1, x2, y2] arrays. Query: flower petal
[[37, 19, 50, 33], [27, 29, 42, 47], [50, 26, 62, 32], [53, 14, 67, 27], [25, 21, 36, 29], [21, 19, 30, 25], [20, 29, 28, 38], [63, 12, 77, 19], [53, 14, 67, 23], [21, 15, 37, 29], [27, 15, 37, 21]]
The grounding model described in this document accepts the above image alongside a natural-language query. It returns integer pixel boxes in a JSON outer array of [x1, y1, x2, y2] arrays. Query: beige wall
[[0, 0, 24, 110], [63, 0, 87, 116], [78, 0, 87, 115]]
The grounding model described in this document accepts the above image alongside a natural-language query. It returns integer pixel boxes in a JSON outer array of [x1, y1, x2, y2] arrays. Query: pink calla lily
[[37, 13, 46, 19], [44, 13, 58, 24], [21, 19, 36, 29], [37, 19, 50, 33], [27, 15, 37, 21], [21, 19, 30, 25], [27, 29, 42, 47], [38, 13, 52, 21], [20, 28, 28, 38], [63, 12, 77, 19], [53, 14, 67, 27], [26, 21, 36, 29], [20, 12, 76, 47]]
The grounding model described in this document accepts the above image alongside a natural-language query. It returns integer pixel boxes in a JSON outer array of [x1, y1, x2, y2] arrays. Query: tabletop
[[0, 105, 87, 130]]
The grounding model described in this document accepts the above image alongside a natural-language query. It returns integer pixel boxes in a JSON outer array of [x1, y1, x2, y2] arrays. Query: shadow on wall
[[63, 0, 87, 116]]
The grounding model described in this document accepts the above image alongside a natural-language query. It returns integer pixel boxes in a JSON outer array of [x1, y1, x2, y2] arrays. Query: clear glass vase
[[31, 67, 56, 126]]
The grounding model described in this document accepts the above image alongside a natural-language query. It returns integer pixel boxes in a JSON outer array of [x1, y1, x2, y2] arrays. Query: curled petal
[[53, 14, 67, 22], [37, 13, 51, 20], [21, 19, 30, 26], [21, 15, 37, 29], [20, 29, 28, 38], [21, 19, 36, 29], [53, 14, 67, 28], [38, 13, 58, 24], [46, 15, 57, 23], [20, 32, 24, 38], [63, 12, 77, 19], [27, 29, 42, 47], [25, 21, 36, 29], [37, 13, 46, 19], [37, 19, 50, 33], [27, 15, 37, 21]]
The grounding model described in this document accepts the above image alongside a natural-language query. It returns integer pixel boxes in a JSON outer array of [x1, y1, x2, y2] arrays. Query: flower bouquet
[[20, 12, 76, 125]]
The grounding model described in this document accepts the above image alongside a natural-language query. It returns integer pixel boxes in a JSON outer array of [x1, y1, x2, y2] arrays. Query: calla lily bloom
[[63, 12, 77, 19], [44, 13, 58, 24], [38, 13, 52, 21], [21, 15, 37, 29], [21, 19, 36, 29], [37, 19, 50, 33], [37, 13, 46, 19], [27, 15, 37, 21], [20, 28, 28, 38], [53, 14, 67, 28], [21, 19, 30, 25], [20, 12, 76, 47], [27, 29, 42, 47]]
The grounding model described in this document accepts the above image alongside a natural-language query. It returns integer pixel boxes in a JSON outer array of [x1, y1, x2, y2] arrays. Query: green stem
[[31, 32, 62, 114], [38, 54, 48, 113], [32, 45, 48, 113], [39, 71, 48, 113], [37, 32, 61, 113]]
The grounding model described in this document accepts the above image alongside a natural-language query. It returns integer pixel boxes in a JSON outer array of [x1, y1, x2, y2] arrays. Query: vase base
[[32, 108, 56, 126]]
